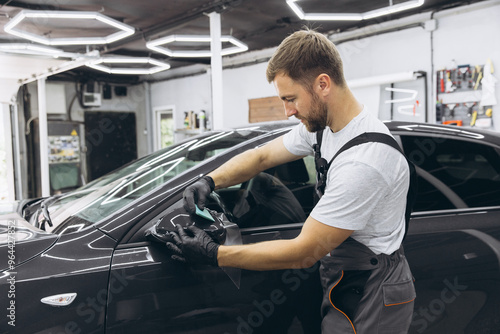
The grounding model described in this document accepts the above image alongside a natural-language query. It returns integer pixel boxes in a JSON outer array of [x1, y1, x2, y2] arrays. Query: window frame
[[395, 132, 500, 216]]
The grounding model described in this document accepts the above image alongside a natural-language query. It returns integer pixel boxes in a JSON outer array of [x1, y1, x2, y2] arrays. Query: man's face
[[274, 73, 327, 132]]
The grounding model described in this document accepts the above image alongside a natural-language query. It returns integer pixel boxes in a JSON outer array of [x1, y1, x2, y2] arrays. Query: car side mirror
[[145, 206, 227, 244]]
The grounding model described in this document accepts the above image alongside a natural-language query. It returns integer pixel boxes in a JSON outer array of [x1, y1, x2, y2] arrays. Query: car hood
[[0, 212, 57, 272]]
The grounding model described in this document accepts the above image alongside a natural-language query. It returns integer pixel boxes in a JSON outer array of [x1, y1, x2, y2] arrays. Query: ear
[[314, 73, 331, 97]]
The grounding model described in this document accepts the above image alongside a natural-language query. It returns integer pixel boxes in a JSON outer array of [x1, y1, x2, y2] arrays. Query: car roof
[[230, 120, 500, 146], [384, 121, 500, 145]]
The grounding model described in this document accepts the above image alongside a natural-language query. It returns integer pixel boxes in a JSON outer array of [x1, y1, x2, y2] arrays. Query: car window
[[215, 156, 316, 228], [401, 135, 500, 210], [50, 130, 265, 234], [409, 176, 455, 212]]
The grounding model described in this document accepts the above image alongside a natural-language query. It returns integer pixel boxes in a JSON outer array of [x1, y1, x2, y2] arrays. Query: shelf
[[174, 129, 207, 135], [437, 90, 482, 105]]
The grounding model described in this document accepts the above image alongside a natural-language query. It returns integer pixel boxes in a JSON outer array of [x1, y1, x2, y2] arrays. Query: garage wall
[[150, 63, 277, 131], [338, 26, 432, 120], [339, 26, 431, 80], [0, 103, 15, 201], [339, 1, 500, 128], [149, 1, 500, 131], [434, 2, 500, 130], [433, 3, 500, 72], [150, 73, 212, 131], [222, 62, 277, 128]]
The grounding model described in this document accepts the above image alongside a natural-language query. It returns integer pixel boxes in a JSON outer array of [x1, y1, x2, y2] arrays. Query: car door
[[397, 133, 500, 334], [105, 156, 323, 334], [0, 226, 116, 334]]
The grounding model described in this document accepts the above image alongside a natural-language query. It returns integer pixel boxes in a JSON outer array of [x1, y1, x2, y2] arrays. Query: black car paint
[[0, 214, 57, 272], [1, 121, 500, 333], [392, 123, 500, 333]]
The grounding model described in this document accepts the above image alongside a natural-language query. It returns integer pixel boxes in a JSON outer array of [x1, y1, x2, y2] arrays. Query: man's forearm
[[208, 148, 264, 189], [217, 239, 314, 271], [216, 217, 353, 271], [207, 136, 302, 189]]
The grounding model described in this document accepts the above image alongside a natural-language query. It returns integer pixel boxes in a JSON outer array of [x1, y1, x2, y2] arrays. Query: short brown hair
[[266, 29, 346, 90]]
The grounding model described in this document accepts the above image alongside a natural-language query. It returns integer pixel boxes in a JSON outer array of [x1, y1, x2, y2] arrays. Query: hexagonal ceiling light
[[146, 35, 248, 58], [4, 10, 135, 45], [286, 0, 425, 21], [0, 43, 65, 56], [86, 57, 171, 75]]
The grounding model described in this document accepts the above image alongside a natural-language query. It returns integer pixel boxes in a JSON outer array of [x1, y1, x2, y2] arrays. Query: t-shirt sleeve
[[310, 160, 390, 230], [282, 123, 315, 156]]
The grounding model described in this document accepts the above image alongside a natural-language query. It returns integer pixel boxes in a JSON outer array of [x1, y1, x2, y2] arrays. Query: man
[[168, 29, 415, 333]]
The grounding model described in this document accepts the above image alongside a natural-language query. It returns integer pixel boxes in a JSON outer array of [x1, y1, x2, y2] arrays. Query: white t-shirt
[[283, 107, 409, 255]]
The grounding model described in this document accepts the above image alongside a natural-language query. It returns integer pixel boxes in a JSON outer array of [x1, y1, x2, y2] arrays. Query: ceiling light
[[146, 34, 248, 58], [362, 0, 425, 20], [286, 0, 424, 21], [0, 43, 65, 57], [4, 10, 135, 45], [86, 57, 170, 75]]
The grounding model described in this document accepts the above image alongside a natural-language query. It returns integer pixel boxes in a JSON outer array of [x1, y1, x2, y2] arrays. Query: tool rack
[[436, 63, 494, 129]]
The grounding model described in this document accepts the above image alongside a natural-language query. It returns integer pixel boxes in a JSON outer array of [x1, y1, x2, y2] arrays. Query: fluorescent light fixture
[[147, 34, 248, 58], [86, 57, 170, 75], [286, 0, 424, 21], [4, 10, 135, 45], [0, 43, 64, 56], [362, 0, 425, 20], [286, 0, 306, 20]]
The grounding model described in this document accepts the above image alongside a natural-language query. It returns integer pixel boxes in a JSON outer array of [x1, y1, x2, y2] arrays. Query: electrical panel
[[83, 92, 102, 107]]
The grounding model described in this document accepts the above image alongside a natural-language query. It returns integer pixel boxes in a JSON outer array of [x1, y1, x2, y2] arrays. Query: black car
[[1, 121, 500, 334]]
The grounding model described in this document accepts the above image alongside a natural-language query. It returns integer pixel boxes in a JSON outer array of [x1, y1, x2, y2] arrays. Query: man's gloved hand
[[183, 176, 215, 213], [166, 224, 220, 266]]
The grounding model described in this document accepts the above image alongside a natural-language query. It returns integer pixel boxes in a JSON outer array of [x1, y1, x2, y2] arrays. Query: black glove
[[166, 224, 220, 266], [183, 175, 215, 213]]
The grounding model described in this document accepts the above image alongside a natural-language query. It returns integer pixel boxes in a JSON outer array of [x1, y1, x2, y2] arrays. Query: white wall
[[339, 27, 431, 80], [150, 73, 212, 130], [0, 103, 15, 201], [433, 3, 500, 70], [434, 3, 500, 129], [150, 63, 278, 130], [337, 1, 500, 128], [0, 79, 19, 105], [222, 62, 278, 128], [148, 1, 500, 131], [338, 26, 432, 120]]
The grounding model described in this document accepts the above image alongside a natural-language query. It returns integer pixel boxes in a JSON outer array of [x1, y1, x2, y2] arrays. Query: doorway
[[154, 106, 175, 151]]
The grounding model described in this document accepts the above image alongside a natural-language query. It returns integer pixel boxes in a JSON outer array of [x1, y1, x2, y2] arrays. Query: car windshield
[[45, 129, 266, 234]]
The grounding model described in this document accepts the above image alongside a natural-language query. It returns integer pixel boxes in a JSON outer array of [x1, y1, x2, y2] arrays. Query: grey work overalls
[[320, 239, 415, 333], [314, 132, 417, 334]]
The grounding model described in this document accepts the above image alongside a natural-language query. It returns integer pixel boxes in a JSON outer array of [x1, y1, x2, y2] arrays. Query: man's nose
[[284, 104, 297, 117]]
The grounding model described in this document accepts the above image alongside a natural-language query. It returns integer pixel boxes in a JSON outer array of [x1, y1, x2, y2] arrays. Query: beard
[[302, 93, 328, 133]]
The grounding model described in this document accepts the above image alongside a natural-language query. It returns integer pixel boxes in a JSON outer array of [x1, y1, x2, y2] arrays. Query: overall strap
[[328, 132, 403, 166], [314, 132, 417, 240], [313, 129, 325, 171], [313, 130, 326, 203]]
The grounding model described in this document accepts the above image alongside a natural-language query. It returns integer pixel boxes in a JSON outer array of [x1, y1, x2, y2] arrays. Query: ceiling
[[0, 0, 487, 84]]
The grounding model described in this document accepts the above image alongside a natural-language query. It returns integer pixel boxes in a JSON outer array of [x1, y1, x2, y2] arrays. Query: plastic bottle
[[199, 110, 206, 131], [184, 112, 189, 129]]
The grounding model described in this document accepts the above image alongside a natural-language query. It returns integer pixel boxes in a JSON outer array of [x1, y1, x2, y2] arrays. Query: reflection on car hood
[[0, 212, 57, 272]]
